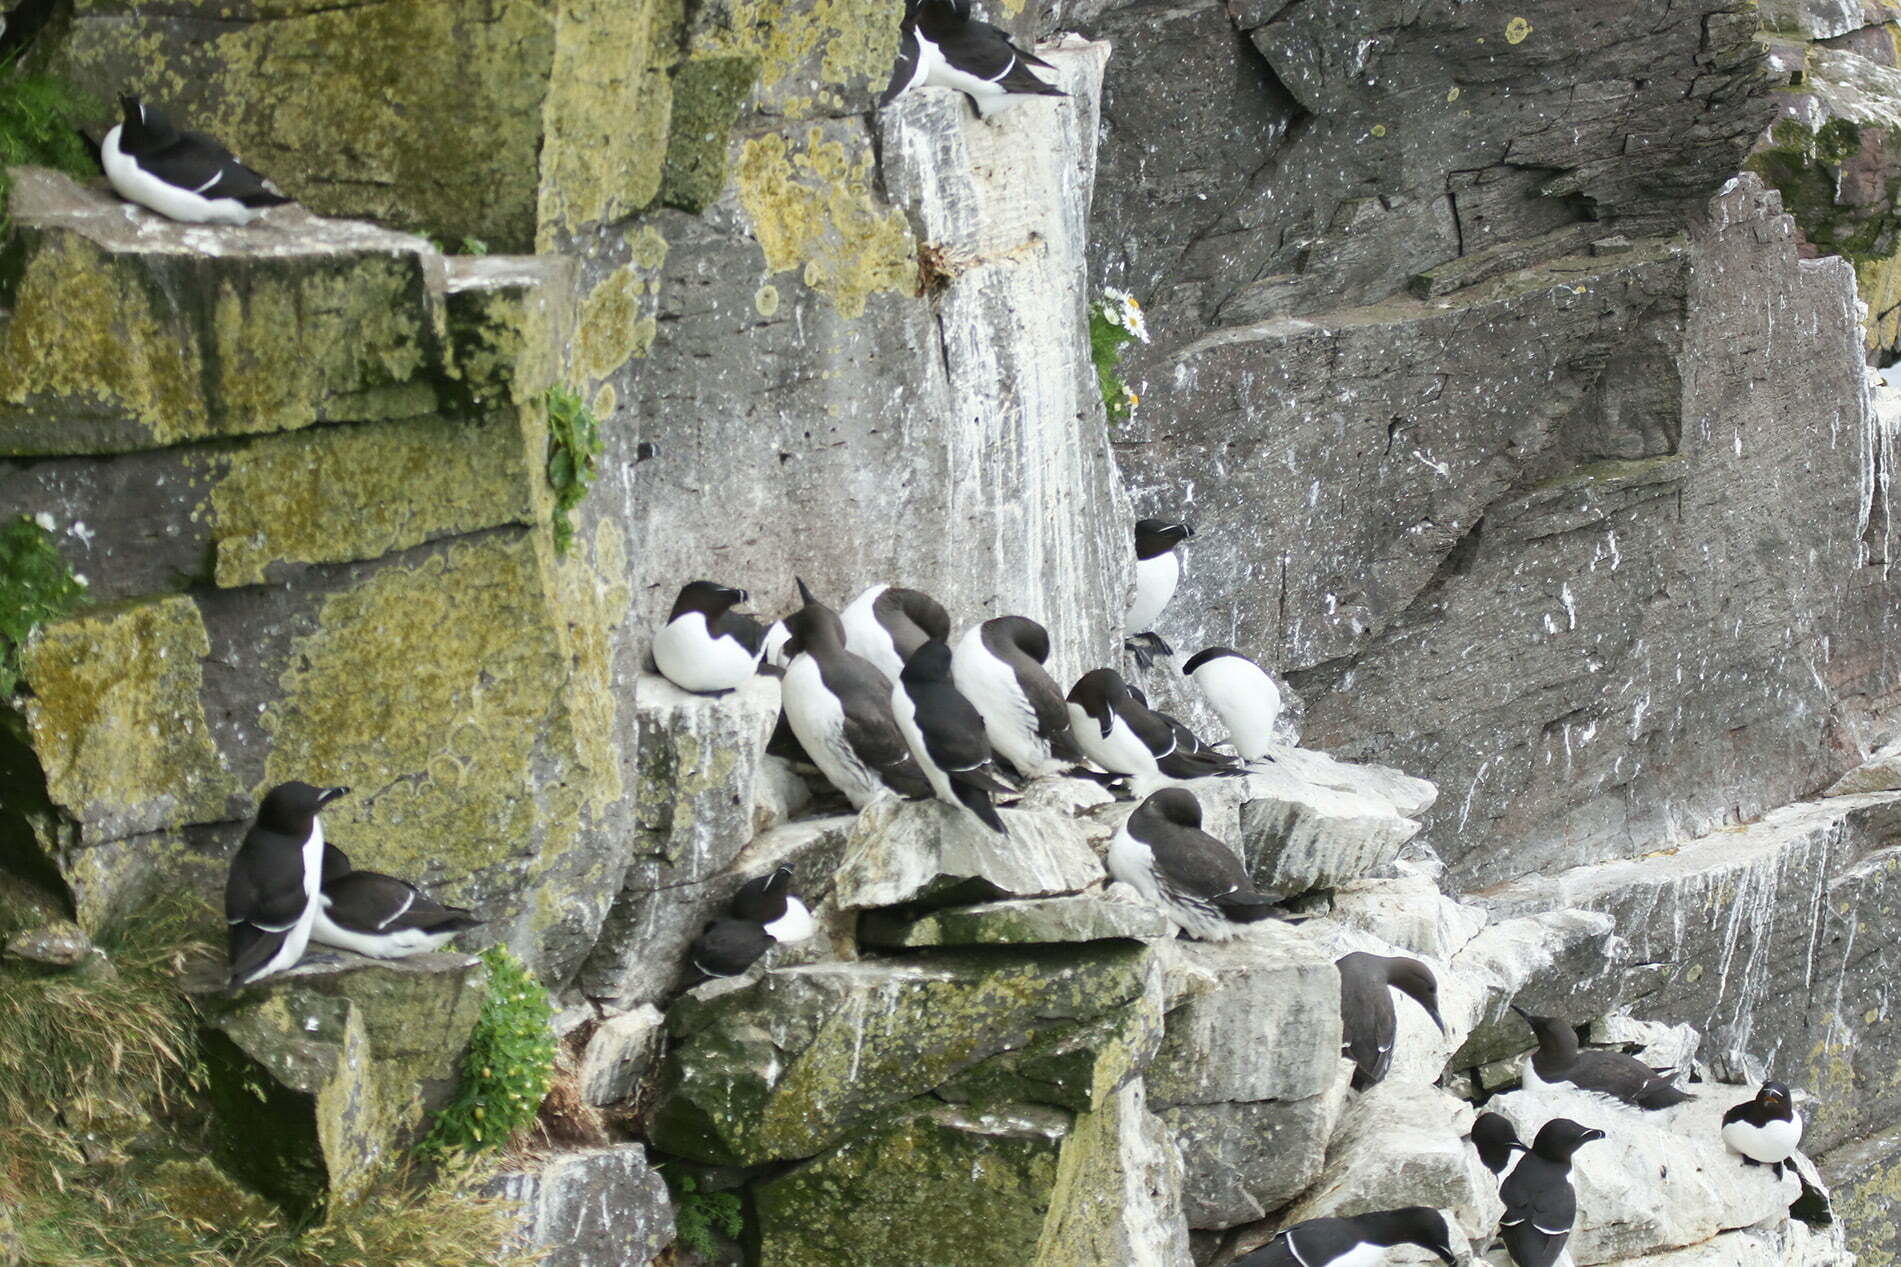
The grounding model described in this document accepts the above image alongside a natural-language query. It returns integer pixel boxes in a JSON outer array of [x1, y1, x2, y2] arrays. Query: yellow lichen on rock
[[736, 126, 915, 319], [687, 0, 897, 97]]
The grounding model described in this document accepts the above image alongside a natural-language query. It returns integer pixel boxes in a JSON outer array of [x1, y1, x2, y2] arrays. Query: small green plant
[[669, 1173, 743, 1258], [459, 237, 490, 256], [418, 946, 555, 1159], [0, 65, 101, 231], [545, 386, 604, 556], [1089, 287, 1149, 422], [0, 514, 89, 697]]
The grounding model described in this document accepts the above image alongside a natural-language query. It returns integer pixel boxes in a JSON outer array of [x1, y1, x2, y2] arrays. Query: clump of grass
[[0, 64, 101, 231], [544, 387, 604, 556], [418, 947, 555, 1159], [1089, 287, 1150, 422], [0, 514, 89, 698], [668, 1173, 742, 1258]]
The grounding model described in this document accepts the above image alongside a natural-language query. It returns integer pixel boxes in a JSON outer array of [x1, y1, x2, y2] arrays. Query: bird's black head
[[900, 637, 955, 685], [255, 781, 349, 835], [880, 587, 952, 646], [1181, 645, 1248, 676], [1067, 668, 1129, 737], [670, 580, 748, 622], [783, 583, 846, 655], [1510, 1002, 1573, 1047], [1387, 956, 1446, 1033], [986, 615, 1051, 665], [1134, 518, 1194, 559], [1532, 1117, 1606, 1162], [1358, 1207, 1457, 1264], [1757, 1081, 1793, 1112], [1134, 787, 1202, 831], [731, 865, 795, 922], [1469, 1111, 1525, 1157], [117, 94, 178, 152]]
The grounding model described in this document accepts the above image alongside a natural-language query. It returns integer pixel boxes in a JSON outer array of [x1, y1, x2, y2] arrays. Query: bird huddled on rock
[[310, 843, 482, 960], [1067, 667, 1241, 794], [1234, 1206, 1459, 1266], [1336, 950, 1446, 1090], [951, 615, 1086, 779], [103, 94, 291, 225], [1722, 1081, 1802, 1180], [891, 638, 1016, 833], [841, 583, 951, 685], [653, 580, 770, 694], [1512, 1004, 1694, 1109], [1107, 788, 1278, 940], [225, 781, 347, 990], [878, 0, 1066, 119], [1497, 1118, 1605, 1267], [1126, 517, 1193, 668], [686, 865, 817, 981], [1471, 1111, 1530, 1181], [1183, 645, 1282, 761]]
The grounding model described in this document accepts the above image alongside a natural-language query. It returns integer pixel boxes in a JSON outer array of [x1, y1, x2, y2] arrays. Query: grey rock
[[1448, 908, 1623, 1069], [5, 919, 94, 967], [579, 1005, 666, 1107], [1325, 865, 1489, 963], [1236, 749, 1429, 895], [1825, 737, 1901, 796], [859, 893, 1170, 948], [1161, 1074, 1349, 1230], [830, 796, 1107, 912], [488, 1145, 673, 1267], [1037, 1078, 1193, 1267]]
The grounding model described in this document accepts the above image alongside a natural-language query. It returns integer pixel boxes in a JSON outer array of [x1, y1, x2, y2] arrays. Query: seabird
[[841, 583, 951, 685], [1512, 1005, 1694, 1109], [950, 615, 1085, 779], [878, 0, 1066, 119], [1498, 1118, 1605, 1267], [1183, 646, 1282, 761], [1126, 518, 1193, 669], [1337, 951, 1447, 1089], [102, 95, 290, 225], [1066, 667, 1242, 794], [1107, 788, 1278, 940], [310, 843, 482, 960], [225, 781, 347, 989], [780, 580, 934, 808], [891, 638, 1015, 833], [1234, 1206, 1458, 1266], [653, 580, 768, 694], [1471, 1111, 1530, 1180], [729, 865, 817, 944], [686, 918, 777, 980], [1721, 1081, 1802, 1180]]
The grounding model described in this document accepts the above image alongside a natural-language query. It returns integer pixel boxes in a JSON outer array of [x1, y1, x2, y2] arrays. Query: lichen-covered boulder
[[195, 953, 485, 1215], [487, 1145, 674, 1267], [1034, 1079, 1192, 1267], [650, 945, 1154, 1165], [859, 893, 1169, 948]]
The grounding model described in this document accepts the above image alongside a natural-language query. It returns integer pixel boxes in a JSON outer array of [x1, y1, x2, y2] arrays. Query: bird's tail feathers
[[952, 780, 1007, 834]]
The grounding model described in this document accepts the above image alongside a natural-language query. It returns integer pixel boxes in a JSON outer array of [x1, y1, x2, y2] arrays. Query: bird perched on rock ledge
[[1722, 1081, 1802, 1180], [878, 0, 1065, 119], [1107, 788, 1278, 940], [1512, 1004, 1694, 1109], [1234, 1206, 1458, 1266], [225, 782, 347, 990], [103, 95, 290, 225]]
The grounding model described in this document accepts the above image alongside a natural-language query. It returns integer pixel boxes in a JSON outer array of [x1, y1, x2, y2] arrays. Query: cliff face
[[4, 0, 1901, 1263]]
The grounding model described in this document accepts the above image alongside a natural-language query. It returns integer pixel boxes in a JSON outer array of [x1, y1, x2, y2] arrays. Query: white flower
[[32, 512, 55, 532], [73, 574, 90, 588]]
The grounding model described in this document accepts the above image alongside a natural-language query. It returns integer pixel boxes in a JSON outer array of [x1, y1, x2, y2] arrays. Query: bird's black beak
[[1427, 1003, 1447, 1035], [1508, 1002, 1534, 1022], [318, 786, 351, 806], [731, 586, 750, 604], [796, 577, 818, 606], [1584, 1128, 1607, 1145]]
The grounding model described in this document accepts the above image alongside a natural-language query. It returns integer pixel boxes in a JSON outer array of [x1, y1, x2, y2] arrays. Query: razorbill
[[1182, 646, 1282, 760], [1234, 1206, 1458, 1266], [1337, 951, 1447, 1089], [951, 615, 1085, 779], [1471, 1111, 1530, 1180], [310, 844, 482, 960], [1125, 683, 1244, 774], [781, 580, 934, 808], [225, 782, 348, 989], [687, 918, 776, 980], [1498, 1118, 1605, 1267], [1722, 1081, 1802, 1179], [729, 865, 817, 943], [653, 580, 768, 694], [1108, 788, 1278, 939], [841, 583, 951, 684], [1126, 518, 1193, 668], [878, 0, 1066, 119], [1067, 667, 1243, 794], [891, 638, 1015, 833], [102, 95, 290, 226], [1512, 1004, 1694, 1109]]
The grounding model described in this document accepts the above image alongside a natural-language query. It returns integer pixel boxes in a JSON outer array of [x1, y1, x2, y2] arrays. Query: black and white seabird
[[653, 580, 769, 694], [1471, 1111, 1530, 1180], [878, 0, 1066, 119], [729, 865, 817, 944], [781, 580, 934, 808], [687, 918, 777, 980], [225, 781, 348, 989], [950, 615, 1085, 779], [1498, 1118, 1605, 1267], [102, 95, 290, 226], [1125, 683, 1244, 774], [1067, 667, 1243, 794], [891, 639, 1015, 833], [309, 843, 482, 960], [1722, 1081, 1802, 1179], [841, 583, 951, 685], [1126, 518, 1193, 669], [1234, 1206, 1459, 1266], [1337, 951, 1447, 1090], [1512, 1004, 1694, 1109], [1108, 788, 1278, 940], [1183, 646, 1283, 761]]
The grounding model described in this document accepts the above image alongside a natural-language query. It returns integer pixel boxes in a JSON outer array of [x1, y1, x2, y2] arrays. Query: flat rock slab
[[488, 1145, 674, 1267], [831, 796, 1107, 911], [859, 894, 1169, 948]]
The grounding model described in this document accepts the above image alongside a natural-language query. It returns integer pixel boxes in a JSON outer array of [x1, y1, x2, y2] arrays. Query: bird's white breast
[[1723, 1113, 1802, 1164], [1127, 551, 1180, 633], [841, 586, 905, 682], [102, 126, 260, 226], [953, 628, 1051, 775], [1067, 702, 1159, 782], [889, 675, 954, 804], [783, 655, 880, 808], [1189, 655, 1281, 761], [654, 612, 757, 693], [1106, 823, 1160, 903], [764, 896, 817, 944]]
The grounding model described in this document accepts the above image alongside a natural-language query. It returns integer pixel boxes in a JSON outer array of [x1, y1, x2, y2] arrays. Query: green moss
[[419, 947, 554, 1159], [1089, 299, 1139, 421], [685, 0, 896, 105], [0, 515, 85, 698], [1817, 116, 1863, 164], [546, 385, 604, 555], [660, 57, 758, 212], [0, 66, 100, 236], [669, 1172, 744, 1257]]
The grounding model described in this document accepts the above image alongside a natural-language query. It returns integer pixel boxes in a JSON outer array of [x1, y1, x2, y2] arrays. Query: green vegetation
[[418, 946, 555, 1158], [0, 514, 88, 698], [1745, 116, 1899, 267], [0, 64, 100, 232], [1088, 290, 1148, 422], [669, 1173, 743, 1258], [545, 386, 604, 556]]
